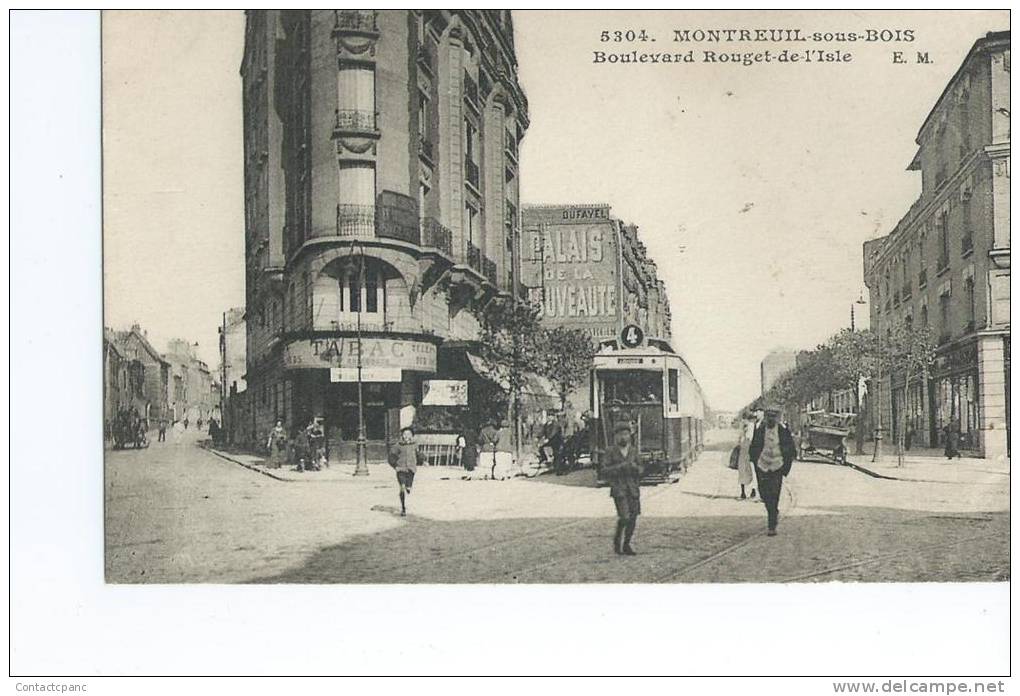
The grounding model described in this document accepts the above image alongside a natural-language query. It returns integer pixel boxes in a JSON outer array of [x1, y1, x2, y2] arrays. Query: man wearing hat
[[389, 425, 425, 516], [748, 405, 797, 536], [601, 421, 644, 555]]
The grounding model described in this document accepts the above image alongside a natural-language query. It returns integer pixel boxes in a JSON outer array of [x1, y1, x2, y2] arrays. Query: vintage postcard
[[101, 10, 1010, 587]]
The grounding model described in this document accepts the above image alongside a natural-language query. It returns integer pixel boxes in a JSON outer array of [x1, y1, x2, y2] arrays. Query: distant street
[[105, 430, 1009, 584]]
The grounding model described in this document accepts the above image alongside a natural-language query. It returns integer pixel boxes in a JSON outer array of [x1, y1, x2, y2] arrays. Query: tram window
[[668, 368, 679, 409], [603, 373, 661, 404]]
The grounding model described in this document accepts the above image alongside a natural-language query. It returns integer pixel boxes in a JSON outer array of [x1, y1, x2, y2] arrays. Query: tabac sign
[[283, 337, 437, 373], [521, 205, 620, 342]]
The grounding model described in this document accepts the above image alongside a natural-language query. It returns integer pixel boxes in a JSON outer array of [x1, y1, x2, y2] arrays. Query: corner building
[[863, 31, 1009, 458], [241, 11, 529, 451]]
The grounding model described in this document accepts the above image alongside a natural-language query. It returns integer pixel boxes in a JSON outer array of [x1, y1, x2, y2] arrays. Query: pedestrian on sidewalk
[[736, 414, 757, 500], [943, 420, 961, 460], [291, 425, 310, 472], [479, 419, 500, 480], [266, 420, 288, 469], [389, 426, 425, 517], [157, 418, 167, 443], [602, 422, 643, 555], [748, 405, 796, 536]]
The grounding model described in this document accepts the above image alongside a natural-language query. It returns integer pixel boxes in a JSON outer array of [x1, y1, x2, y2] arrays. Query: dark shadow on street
[[250, 507, 1008, 584]]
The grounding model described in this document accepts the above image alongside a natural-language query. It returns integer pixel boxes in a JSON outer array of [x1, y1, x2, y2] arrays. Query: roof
[[914, 30, 1010, 143], [112, 327, 170, 367]]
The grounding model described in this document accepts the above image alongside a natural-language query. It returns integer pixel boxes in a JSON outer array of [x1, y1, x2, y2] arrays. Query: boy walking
[[601, 422, 643, 555], [389, 426, 425, 517]]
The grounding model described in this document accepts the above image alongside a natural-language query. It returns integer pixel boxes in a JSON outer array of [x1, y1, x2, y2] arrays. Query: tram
[[590, 342, 705, 484]]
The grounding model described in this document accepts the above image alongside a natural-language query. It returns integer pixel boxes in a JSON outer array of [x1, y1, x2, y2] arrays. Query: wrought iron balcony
[[336, 204, 376, 238], [334, 109, 378, 136], [333, 10, 378, 35], [504, 131, 518, 162], [416, 44, 434, 73], [465, 160, 480, 189], [467, 242, 482, 273], [418, 136, 434, 163], [463, 74, 480, 111], [335, 203, 420, 245], [420, 218, 452, 256], [376, 204, 420, 245], [961, 234, 974, 256], [482, 256, 498, 285]]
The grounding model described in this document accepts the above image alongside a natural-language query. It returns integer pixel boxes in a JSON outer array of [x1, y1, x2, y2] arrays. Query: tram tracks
[[778, 531, 1003, 583]]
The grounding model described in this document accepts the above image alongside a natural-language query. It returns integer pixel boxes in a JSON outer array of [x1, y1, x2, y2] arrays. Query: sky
[[103, 10, 1008, 410]]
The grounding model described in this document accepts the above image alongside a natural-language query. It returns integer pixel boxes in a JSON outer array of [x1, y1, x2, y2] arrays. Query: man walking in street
[[601, 422, 643, 555], [540, 410, 564, 474], [748, 405, 797, 536], [479, 419, 500, 480], [157, 418, 167, 443], [389, 426, 425, 517]]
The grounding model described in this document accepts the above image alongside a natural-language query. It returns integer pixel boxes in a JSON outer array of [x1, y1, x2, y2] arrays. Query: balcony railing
[[416, 44, 434, 74], [961, 234, 974, 256], [420, 218, 453, 256], [335, 203, 420, 245], [505, 131, 518, 162], [465, 160, 480, 189], [334, 109, 378, 135], [463, 74, 479, 111], [467, 242, 482, 273], [482, 256, 498, 285], [376, 205, 420, 245], [918, 269, 927, 289], [336, 204, 376, 237], [418, 136, 434, 163], [333, 10, 378, 34]]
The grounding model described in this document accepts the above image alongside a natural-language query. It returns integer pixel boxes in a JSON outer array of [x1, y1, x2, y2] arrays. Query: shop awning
[[466, 353, 560, 411]]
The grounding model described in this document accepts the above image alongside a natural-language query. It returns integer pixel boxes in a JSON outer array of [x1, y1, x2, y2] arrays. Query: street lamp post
[[872, 317, 884, 462], [353, 243, 369, 476], [853, 293, 867, 454]]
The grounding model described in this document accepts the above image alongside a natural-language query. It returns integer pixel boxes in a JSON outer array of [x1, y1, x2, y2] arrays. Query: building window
[[337, 64, 376, 131], [464, 118, 480, 189], [921, 304, 929, 327], [939, 292, 951, 339], [464, 202, 478, 246], [339, 266, 386, 319], [965, 276, 976, 329], [961, 198, 974, 255], [938, 211, 950, 271], [338, 162, 375, 208], [417, 89, 428, 140], [419, 181, 430, 218]]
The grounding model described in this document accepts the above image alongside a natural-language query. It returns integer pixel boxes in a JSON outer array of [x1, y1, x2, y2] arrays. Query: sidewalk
[[846, 450, 1009, 483], [201, 443, 547, 483]]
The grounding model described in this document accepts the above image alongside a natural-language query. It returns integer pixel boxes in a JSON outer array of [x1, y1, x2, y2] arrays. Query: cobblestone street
[[105, 430, 1009, 584]]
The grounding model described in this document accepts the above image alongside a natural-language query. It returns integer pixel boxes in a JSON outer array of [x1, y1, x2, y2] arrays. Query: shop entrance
[[332, 382, 399, 442]]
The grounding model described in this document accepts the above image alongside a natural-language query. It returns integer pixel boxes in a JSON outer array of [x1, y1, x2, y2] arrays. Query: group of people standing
[[266, 417, 328, 472]]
